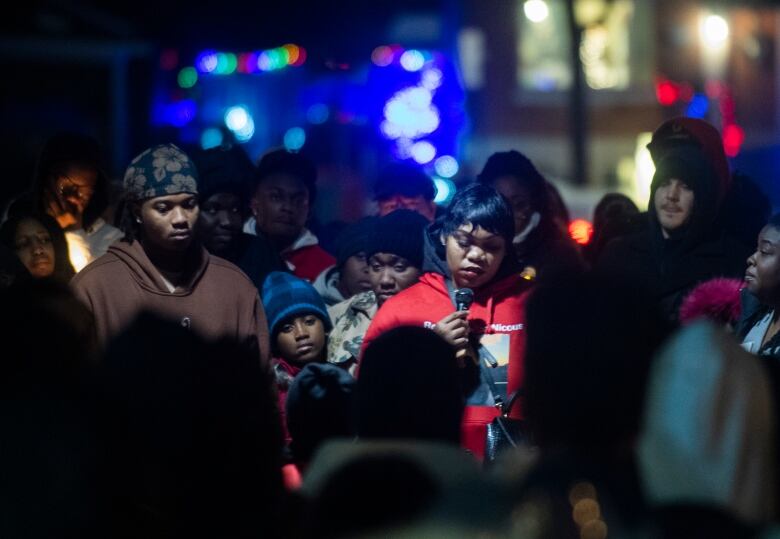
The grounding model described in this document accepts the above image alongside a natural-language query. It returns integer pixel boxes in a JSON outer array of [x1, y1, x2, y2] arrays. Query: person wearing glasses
[[4, 132, 123, 271]]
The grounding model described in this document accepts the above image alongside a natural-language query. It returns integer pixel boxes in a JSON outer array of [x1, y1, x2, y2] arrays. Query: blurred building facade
[[459, 0, 780, 208]]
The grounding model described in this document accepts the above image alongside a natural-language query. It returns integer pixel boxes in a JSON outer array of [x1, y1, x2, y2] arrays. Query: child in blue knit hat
[[262, 271, 333, 440]]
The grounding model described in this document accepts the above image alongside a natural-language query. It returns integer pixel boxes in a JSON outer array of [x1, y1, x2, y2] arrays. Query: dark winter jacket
[[599, 118, 751, 323]]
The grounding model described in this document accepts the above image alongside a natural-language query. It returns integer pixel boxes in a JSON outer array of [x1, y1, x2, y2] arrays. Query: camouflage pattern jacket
[[327, 290, 377, 375]]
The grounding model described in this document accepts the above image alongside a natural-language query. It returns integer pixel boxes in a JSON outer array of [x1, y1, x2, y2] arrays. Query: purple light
[[195, 51, 219, 73], [371, 46, 394, 67], [257, 51, 273, 72], [421, 68, 443, 90]]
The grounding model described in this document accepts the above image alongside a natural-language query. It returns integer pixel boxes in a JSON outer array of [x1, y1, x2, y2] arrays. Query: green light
[[276, 47, 290, 66], [267, 49, 284, 70], [223, 53, 237, 74], [178, 67, 198, 88]]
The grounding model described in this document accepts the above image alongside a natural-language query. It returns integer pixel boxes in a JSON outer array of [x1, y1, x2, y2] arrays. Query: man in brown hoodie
[[71, 143, 269, 364]]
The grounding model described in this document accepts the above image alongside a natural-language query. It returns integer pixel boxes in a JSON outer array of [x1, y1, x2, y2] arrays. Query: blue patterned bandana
[[123, 143, 199, 200]]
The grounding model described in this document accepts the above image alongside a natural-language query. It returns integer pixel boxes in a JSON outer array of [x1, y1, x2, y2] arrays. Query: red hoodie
[[360, 272, 533, 458]]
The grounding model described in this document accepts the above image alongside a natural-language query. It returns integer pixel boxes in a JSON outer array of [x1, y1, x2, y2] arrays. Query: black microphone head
[[455, 288, 474, 310]]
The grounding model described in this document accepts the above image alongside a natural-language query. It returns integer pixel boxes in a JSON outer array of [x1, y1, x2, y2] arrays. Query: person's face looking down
[[368, 252, 421, 306], [377, 195, 436, 222], [136, 193, 199, 252], [444, 222, 507, 290], [491, 175, 535, 235], [14, 217, 55, 278], [198, 192, 244, 254], [47, 165, 98, 229]]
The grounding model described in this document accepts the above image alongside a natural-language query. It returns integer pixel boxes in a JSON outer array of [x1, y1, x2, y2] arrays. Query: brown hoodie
[[71, 239, 269, 364]]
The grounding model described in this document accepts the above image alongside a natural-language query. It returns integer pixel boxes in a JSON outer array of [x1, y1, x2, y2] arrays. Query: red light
[[160, 49, 179, 71], [719, 94, 736, 124], [568, 219, 594, 245], [723, 124, 745, 157], [372, 46, 394, 67], [655, 80, 679, 106], [679, 82, 694, 103], [705, 80, 724, 99], [237, 53, 254, 73]]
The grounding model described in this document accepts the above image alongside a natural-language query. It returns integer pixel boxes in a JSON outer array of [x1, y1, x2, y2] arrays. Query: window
[[517, 0, 650, 96]]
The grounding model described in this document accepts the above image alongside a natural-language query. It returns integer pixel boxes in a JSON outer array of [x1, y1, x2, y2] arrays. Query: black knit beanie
[[365, 209, 428, 269], [335, 217, 378, 268]]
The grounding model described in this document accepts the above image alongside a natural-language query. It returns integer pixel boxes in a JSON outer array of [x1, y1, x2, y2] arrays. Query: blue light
[[433, 178, 456, 205], [383, 87, 440, 140], [224, 106, 250, 131], [200, 128, 224, 150], [685, 93, 709, 119], [152, 99, 197, 128], [224, 106, 254, 142], [421, 68, 443, 90], [410, 141, 436, 164], [380, 120, 402, 139], [173, 99, 197, 127], [395, 138, 413, 159], [367, 45, 466, 178], [235, 117, 255, 142], [434, 155, 459, 178], [407, 87, 432, 108], [400, 50, 426, 72], [284, 127, 306, 151], [196, 51, 219, 73], [306, 104, 330, 124]]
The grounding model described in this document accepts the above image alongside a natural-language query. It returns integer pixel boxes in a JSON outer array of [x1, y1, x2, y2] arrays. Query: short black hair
[[439, 183, 515, 246], [374, 162, 435, 201], [253, 149, 317, 204], [191, 145, 254, 204], [476, 150, 548, 211]]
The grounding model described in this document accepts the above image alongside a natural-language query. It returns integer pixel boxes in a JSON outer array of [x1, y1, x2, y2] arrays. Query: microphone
[[453, 288, 474, 364], [455, 287, 497, 368], [454, 288, 474, 312]]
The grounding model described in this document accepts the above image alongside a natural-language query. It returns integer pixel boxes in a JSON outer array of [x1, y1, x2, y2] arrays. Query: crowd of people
[[2, 116, 779, 538]]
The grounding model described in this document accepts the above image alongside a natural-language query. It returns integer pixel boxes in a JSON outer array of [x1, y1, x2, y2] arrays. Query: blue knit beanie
[[262, 271, 332, 337]]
